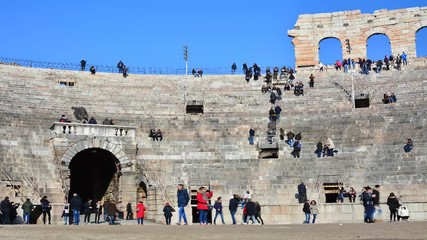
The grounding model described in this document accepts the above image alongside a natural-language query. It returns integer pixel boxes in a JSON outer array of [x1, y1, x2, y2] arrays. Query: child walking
[[62, 204, 70, 225]]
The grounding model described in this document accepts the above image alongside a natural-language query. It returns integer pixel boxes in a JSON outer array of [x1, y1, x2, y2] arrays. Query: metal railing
[[0, 56, 293, 76], [136, 155, 175, 205]]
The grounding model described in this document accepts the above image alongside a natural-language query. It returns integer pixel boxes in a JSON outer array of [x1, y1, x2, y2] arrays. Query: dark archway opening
[[319, 37, 343, 65], [416, 27, 427, 57], [367, 34, 391, 61], [69, 148, 119, 203]]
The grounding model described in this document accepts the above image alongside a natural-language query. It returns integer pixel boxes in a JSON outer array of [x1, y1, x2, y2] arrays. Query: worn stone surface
[[0, 222, 427, 240], [0, 57, 427, 224]]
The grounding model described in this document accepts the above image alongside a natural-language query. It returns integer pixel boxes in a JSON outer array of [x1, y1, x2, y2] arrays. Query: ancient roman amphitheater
[[1, 7, 426, 225]]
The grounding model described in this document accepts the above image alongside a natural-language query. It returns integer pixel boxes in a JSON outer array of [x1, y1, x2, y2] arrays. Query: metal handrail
[[0, 56, 294, 76]]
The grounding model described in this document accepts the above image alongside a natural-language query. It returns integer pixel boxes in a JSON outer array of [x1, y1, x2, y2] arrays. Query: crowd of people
[[0, 182, 412, 225], [323, 52, 408, 74], [80, 59, 129, 78]]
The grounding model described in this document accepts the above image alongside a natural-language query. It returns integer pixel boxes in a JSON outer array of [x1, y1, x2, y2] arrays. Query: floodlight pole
[[183, 46, 188, 76]]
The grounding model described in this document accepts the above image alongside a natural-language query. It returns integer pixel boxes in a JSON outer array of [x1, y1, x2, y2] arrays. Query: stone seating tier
[[0, 64, 427, 223]]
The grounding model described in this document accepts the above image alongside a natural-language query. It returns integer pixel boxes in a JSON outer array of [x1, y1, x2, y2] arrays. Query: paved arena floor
[[1, 221, 426, 240]]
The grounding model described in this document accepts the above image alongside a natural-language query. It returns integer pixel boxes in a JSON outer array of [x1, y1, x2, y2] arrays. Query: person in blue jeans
[[213, 197, 225, 225], [229, 194, 240, 224], [249, 128, 255, 145], [70, 193, 83, 225], [177, 184, 190, 225], [303, 200, 311, 224]]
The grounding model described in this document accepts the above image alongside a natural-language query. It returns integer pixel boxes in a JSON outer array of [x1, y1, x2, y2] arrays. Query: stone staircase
[[1, 63, 427, 223]]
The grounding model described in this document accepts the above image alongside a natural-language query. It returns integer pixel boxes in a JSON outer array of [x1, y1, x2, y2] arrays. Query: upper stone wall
[[288, 7, 427, 69]]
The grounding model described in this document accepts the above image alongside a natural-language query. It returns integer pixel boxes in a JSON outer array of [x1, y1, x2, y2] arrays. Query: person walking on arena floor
[[229, 194, 240, 225], [213, 197, 225, 225], [40, 196, 52, 225], [303, 200, 311, 224], [387, 192, 400, 222], [70, 193, 83, 225], [163, 202, 174, 225], [310, 200, 318, 224], [21, 198, 34, 224], [196, 186, 213, 225], [136, 201, 146, 225], [177, 184, 190, 225]]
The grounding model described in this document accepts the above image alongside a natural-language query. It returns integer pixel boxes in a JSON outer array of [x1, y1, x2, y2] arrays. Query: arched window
[[319, 38, 342, 65], [367, 34, 391, 61], [416, 26, 427, 57]]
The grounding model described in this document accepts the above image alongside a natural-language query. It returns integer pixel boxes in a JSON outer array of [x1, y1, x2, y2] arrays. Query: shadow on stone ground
[[0, 221, 426, 240]]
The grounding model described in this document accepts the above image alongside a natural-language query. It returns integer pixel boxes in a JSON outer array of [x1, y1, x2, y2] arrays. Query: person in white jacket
[[325, 138, 335, 157]]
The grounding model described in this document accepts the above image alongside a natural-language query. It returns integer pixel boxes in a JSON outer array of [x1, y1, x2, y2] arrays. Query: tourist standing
[[244, 200, 257, 224], [40, 196, 52, 225], [372, 185, 381, 221], [213, 197, 225, 225], [254, 201, 264, 225], [310, 200, 318, 224], [163, 202, 174, 225], [61, 204, 70, 225], [21, 198, 34, 224], [83, 199, 92, 224], [309, 74, 315, 88], [105, 200, 119, 225], [136, 201, 146, 225], [177, 184, 190, 225], [362, 187, 375, 223], [303, 200, 311, 224], [229, 194, 239, 225], [315, 141, 323, 158], [249, 128, 255, 145], [196, 187, 213, 225], [80, 59, 86, 71], [95, 201, 102, 224], [70, 193, 83, 225], [387, 192, 400, 222], [0, 197, 12, 224], [126, 202, 133, 220], [298, 182, 307, 203]]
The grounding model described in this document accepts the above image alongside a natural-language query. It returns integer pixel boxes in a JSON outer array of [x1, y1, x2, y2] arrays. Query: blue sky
[[0, 0, 426, 69]]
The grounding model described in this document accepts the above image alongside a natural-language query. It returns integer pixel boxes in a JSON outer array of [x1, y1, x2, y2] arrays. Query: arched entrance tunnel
[[69, 148, 120, 203]]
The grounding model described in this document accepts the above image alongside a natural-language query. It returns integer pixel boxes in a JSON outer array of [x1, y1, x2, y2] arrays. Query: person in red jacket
[[196, 186, 213, 225], [135, 201, 146, 225]]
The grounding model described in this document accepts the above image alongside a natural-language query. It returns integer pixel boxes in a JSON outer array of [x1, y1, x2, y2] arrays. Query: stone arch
[[318, 37, 343, 64], [60, 139, 132, 173], [416, 26, 427, 57], [366, 33, 392, 60]]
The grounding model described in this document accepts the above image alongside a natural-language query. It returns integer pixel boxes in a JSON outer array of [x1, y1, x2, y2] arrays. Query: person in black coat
[[0, 197, 12, 224], [315, 141, 323, 157], [126, 202, 133, 220], [229, 195, 239, 224], [386, 192, 400, 222], [70, 193, 83, 225], [163, 203, 174, 225], [303, 200, 311, 223], [254, 201, 264, 225], [83, 199, 93, 224], [244, 200, 257, 224], [40, 196, 52, 225]]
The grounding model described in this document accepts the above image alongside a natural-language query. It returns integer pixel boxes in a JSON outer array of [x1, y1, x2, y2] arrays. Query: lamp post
[[183, 46, 188, 76]]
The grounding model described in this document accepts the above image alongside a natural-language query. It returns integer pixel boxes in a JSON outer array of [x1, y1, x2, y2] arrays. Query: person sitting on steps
[[404, 139, 413, 153]]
